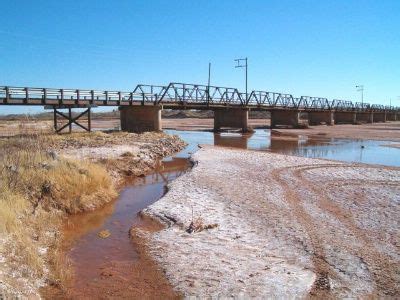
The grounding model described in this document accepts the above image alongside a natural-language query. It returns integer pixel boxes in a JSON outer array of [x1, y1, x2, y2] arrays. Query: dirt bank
[[2, 117, 399, 142], [140, 146, 400, 298], [0, 131, 186, 298], [50, 131, 186, 183], [273, 121, 400, 142]]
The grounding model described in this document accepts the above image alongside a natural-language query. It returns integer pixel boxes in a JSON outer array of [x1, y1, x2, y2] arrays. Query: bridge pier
[[213, 108, 250, 132], [373, 112, 386, 123], [386, 112, 397, 121], [356, 112, 374, 123], [334, 111, 356, 124], [120, 105, 162, 132], [270, 110, 300, 128], [307, 111, 334, 125]]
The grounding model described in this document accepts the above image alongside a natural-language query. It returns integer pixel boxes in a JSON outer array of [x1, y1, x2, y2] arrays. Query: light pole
[[207, 62, 211, 105], [235, 57, 248, 101], [356, 85, 364, 107]]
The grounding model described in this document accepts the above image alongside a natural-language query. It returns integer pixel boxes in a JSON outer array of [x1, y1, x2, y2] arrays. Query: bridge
[[0, 84, 398, 133]]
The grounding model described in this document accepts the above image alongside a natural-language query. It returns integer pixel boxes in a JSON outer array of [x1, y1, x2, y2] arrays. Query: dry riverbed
[[0, 131, 185, 298], [139, 145, 400, 298]]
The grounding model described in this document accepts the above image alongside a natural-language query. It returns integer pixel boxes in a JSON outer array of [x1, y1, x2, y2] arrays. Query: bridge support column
[[213, 108, 250, 132], [356, 112, 374, 123], [307, 111, 334, 125], [334, 111, 356, 124], [386, 112, 397, 121], [120, 105, 162, 132], [373, 112, 386, 123], [270, 110, 300, 128]]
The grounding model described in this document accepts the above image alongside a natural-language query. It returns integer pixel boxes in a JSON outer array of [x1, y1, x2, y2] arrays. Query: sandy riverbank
[[0, 131, 186, 298], [1, 118, 399, 142], [139, 145, 400, 298]]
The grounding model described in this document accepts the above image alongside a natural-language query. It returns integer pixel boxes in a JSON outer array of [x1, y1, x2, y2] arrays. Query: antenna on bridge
[[234, 57, 248, 101]]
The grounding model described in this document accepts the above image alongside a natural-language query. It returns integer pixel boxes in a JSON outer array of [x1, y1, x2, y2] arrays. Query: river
[[44, 129, 400, 298]]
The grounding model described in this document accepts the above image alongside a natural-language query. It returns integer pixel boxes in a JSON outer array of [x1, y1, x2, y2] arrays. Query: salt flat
[[141, 145, 400, 298]]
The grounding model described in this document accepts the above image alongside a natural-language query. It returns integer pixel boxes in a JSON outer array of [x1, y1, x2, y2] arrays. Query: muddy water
[[52, 129, 399, 298], [50, 157, 190, 298]]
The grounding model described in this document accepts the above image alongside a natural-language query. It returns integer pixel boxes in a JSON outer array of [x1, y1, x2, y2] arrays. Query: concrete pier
[[214, 108, 249, 132], [373, 112, 386, 123], [386, 112, 397, 121], [120, 105, 162, 132], [308, 111, 334, 125], [356, 112, 374, 123], [334, 111, 356, 124], [270, 110, 300, 128]]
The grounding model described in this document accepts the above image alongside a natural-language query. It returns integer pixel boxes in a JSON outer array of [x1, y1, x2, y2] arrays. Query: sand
[[141, 146, 400, 298]]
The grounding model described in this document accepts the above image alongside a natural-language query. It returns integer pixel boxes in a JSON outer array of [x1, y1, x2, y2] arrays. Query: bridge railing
[[0, 86, 157, 105], [247, 91, 297, 108], [1, 85, 399, 112], [133, 84, 167, 103], [157, 82, 244, 105]]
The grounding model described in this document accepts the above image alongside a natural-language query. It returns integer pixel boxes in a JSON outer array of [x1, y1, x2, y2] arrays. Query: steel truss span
[[0, 83, 398, 112]]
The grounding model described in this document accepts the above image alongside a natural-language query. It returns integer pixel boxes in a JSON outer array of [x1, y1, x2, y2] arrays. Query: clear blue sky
[[0, 0, 399, 114]]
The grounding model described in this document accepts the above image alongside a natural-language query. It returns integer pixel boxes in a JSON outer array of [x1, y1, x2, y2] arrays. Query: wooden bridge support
[[356, 112, 374, 123], [213, 108, 249, 132], [120, 105, 162, 132], [373, 112, 386, 123], [307, 111, 334, 125], [334, 111, 356, 124], [53, 107, 92, 133], [270, 110, 300, 128]]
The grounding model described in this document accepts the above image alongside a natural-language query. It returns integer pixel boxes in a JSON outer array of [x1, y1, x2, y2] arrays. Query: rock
[[98, 230, 111, 238]]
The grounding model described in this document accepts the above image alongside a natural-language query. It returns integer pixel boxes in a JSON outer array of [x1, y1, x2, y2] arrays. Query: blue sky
[[0, 0, 399, 114]]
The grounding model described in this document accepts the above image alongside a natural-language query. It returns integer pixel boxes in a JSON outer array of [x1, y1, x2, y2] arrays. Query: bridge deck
[[0, 84, 398, 113]]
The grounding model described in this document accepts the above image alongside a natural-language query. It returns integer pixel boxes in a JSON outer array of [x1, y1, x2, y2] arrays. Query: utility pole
[[235, 57, 248, 101], [356, 85, 364, 107], [207, 62, 211, 105]]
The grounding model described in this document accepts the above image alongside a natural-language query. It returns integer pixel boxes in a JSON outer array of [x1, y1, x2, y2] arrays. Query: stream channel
[[44, 129, 400, 298]]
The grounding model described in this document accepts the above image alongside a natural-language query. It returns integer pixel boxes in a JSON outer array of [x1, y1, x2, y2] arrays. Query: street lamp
[[234, 57, 248, 101], [356, 85, 364, 107]]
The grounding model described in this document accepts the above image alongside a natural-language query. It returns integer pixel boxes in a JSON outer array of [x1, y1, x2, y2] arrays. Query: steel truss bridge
[[1, 83, 398, 112]]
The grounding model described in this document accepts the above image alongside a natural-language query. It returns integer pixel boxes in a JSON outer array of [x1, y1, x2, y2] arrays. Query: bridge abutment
[[213, 108, 250, 132], [334, 111, 356, 124], [307, 111, 334, 125], [270, 110, 301, 128], [356, 112, 374, 123], [120, 105, 162, 132]]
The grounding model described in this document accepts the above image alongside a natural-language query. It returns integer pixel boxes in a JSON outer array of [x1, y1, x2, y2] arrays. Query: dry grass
[[0, 132, 117, 296]]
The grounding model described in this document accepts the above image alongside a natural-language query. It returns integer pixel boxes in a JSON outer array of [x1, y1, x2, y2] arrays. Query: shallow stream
[[46, 129, 400, 297]]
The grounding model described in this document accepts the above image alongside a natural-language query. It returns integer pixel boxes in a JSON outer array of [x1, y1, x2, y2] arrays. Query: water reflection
[[166, 129, 400, 167], [61, 155, 191, 295], [214, 132, 253, 149]]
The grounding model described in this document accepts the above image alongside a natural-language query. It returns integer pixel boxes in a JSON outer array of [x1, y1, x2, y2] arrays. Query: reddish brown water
[[45, 157, 190, 298]]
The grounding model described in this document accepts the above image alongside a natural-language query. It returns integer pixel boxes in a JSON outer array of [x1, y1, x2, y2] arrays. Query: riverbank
[[140, 145, 400, 298], [1, 118, 399, 142], [0, 131, 186, 297]]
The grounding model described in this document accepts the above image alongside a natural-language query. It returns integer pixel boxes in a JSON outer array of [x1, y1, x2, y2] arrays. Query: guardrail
[[0, 85, 398, 112]]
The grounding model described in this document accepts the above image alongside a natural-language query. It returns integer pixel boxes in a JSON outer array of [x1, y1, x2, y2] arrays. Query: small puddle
[[43, 128, 399, 298]]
